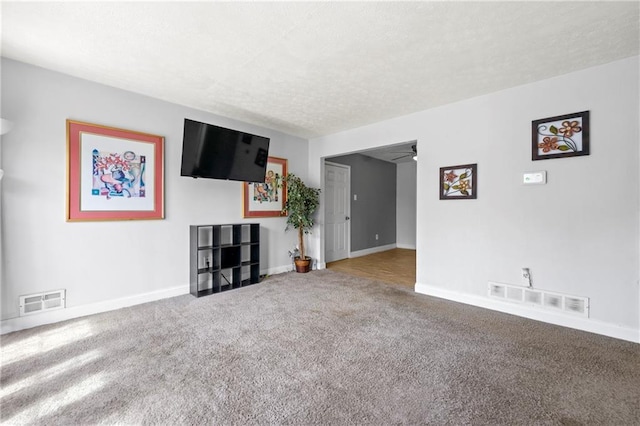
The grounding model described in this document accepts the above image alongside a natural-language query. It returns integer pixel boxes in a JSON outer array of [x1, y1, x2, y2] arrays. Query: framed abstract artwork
[[66, 120, 164, 221], [440, 163, 477, 200], [242, 156, 287, 218], [532, 111, 590, 160]]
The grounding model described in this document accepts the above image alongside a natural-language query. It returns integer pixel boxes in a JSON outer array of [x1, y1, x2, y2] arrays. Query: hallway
[[326, 248, 416, 289]]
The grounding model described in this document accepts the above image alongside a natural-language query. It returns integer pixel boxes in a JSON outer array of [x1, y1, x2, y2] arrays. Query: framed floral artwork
[[66, 120, 164, 221], [440, 163, 477, 200], [242, 156, 287, 218], [532, 111, 590, 160]]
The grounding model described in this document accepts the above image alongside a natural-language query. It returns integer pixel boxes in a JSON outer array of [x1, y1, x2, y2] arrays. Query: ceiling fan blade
[[391, 154, 410, 161]]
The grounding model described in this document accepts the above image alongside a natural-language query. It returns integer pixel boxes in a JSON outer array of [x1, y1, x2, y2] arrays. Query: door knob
[[345, 216, 350, 220]]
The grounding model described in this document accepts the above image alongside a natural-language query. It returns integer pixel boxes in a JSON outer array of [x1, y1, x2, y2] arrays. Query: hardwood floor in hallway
[[326, 248, 416, 289]]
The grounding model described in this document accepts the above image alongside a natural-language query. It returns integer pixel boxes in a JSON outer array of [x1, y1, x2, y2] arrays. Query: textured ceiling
[[2, 2, 639, 139]]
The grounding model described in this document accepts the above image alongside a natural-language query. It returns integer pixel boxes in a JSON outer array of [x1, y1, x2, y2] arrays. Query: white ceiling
[[2, 2, 639, 140]]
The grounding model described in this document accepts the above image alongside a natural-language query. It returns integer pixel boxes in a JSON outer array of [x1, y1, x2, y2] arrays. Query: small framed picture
[[532, 111, 589, 161], [242, 156, 287, 218], [440, 163, 477, 200]]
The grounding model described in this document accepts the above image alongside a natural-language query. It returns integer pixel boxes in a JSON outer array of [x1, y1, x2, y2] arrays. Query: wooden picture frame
[[66, 120, 164, 221], [242, 156, 287, 218], [440, 163, 477, 200], [532, 111, 590, 161]]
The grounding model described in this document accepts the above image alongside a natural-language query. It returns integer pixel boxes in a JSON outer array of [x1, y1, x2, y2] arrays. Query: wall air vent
[[489, 283, 506, 298], [524, 289, 543, 305], [488, 282, 589, 317], [19, 290, 66, 316], [543, 293, 563, 310], [564, 296, 587, 315], [506, 286, 524, 301]]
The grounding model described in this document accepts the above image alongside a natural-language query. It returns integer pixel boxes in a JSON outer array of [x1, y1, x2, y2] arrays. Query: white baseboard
[[2, 266, 300, 334], [1, 285, 188, 335], [350, 243, 397, 259], [396, 243, 416, 250], [264, 262, 327, 274], [415, 282, 639, 344], [263, 264, 294, 276]]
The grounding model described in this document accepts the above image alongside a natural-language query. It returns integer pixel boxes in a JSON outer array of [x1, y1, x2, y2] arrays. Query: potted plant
[[282, 173, 321, 273]]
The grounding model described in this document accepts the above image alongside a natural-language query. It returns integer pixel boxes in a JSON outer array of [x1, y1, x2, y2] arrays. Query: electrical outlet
[[522, 268, 531, 287], [375, 234, 379, 240]]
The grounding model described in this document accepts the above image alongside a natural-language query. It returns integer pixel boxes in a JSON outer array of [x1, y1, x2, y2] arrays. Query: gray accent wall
[[396, 161, 417, 249], [328, 154, 396, 252]]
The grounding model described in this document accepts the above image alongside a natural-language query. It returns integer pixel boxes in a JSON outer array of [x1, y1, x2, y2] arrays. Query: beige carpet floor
[[1, 270, 639, 425]]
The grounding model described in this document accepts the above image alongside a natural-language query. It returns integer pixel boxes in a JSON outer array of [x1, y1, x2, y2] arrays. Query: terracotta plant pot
[[294, 257, 311, 273]]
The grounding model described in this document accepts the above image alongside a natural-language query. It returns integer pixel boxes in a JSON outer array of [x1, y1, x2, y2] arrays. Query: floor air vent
[[488, 282, 588, 317], [19, 290, 66, 316]]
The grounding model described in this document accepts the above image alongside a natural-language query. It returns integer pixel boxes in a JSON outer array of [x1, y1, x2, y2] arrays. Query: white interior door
[[325, 162, 350, 263]]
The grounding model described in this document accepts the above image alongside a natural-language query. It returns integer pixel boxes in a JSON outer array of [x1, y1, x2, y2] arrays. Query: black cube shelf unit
[[189, 223, 260, 297]]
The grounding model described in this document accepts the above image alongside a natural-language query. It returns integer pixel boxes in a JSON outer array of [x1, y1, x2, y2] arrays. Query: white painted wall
[[396, 161, 416, 249], [309, 57, 640, 342], [1, 59, 308, 328]]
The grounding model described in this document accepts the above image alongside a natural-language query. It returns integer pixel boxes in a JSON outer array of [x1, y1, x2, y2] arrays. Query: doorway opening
[[323, 141, 417, 288]]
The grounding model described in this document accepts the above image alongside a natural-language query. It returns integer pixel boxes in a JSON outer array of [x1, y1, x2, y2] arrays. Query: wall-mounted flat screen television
[[180, 118, 270, 183]]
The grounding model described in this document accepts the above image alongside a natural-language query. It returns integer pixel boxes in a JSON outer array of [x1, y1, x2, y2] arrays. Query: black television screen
[[180, 119, 270, 183]]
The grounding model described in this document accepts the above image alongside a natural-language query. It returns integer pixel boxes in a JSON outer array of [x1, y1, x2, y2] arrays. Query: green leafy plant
[[281, 173, 321, 261]]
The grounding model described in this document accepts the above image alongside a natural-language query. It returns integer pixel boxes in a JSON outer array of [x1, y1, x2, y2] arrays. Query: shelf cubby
[[189, 223, 261, 297]]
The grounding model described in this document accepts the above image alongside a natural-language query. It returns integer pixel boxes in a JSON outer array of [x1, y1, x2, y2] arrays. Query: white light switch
[[523, 171, 546, 185], [353, 194, 357, 201]]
